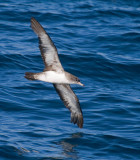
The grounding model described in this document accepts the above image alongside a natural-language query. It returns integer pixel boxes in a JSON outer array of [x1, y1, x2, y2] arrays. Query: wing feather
[[31, 17, 64, 72], [53, 84, 83, 128]]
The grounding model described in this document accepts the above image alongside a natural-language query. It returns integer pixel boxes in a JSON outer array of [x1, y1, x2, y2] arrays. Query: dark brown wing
[[31, 17, 64, 72], [53, 84, 83, 128]]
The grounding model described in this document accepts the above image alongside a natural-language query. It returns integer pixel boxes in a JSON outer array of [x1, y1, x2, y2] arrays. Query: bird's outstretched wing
[[31, 17, 64, 72], [53, 84, 83, 128]]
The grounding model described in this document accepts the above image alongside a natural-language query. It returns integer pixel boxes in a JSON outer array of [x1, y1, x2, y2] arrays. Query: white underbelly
[[38, 71, 69, 84]]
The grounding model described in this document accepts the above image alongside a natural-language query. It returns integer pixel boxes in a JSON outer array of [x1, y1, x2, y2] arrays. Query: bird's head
[[75, 77, 84, 86], [70, 75, 84, 86]]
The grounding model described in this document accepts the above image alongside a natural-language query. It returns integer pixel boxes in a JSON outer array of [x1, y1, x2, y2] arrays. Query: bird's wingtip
[[31, 17, 36, 22], [71, 113, 83, 128]]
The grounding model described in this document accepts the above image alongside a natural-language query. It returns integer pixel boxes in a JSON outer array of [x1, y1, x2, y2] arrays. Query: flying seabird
[[25, 17, 84, 128]]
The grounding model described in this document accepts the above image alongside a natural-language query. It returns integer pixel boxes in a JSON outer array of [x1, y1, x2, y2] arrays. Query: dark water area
[[0, 0, 140, 159]]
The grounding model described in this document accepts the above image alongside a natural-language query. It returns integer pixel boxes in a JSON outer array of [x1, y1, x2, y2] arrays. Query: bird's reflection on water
[[57, 132, 83, 159]]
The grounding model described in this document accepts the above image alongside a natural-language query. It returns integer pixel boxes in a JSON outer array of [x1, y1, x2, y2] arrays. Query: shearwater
[[25, 17, 84, 128]]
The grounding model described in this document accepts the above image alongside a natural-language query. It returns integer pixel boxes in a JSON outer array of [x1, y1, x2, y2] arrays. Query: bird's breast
[[38, 71, 69, 84]]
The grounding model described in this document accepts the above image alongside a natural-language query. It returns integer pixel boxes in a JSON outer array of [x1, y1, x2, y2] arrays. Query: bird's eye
[[77, 78, 80, 82]]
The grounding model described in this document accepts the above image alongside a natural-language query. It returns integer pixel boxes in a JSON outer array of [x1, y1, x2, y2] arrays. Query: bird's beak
[[78, 82, 85, 86]]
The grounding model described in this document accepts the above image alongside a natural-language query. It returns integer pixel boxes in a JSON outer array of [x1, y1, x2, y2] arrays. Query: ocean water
[[0, 0, 140, 159]]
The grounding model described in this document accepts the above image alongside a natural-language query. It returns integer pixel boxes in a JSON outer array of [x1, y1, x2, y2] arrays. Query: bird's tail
[[24, 72, 38, 80]]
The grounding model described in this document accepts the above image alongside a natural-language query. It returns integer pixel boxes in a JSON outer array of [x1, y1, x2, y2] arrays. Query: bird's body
[[41, 71, 68, 83], [37, 71, 69, 83], [26, 71, 73, 84], [25, 17, 84, 128]]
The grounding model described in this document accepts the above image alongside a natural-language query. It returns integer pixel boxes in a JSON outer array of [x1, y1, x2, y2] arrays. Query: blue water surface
[[0, 0, 140, 159]]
